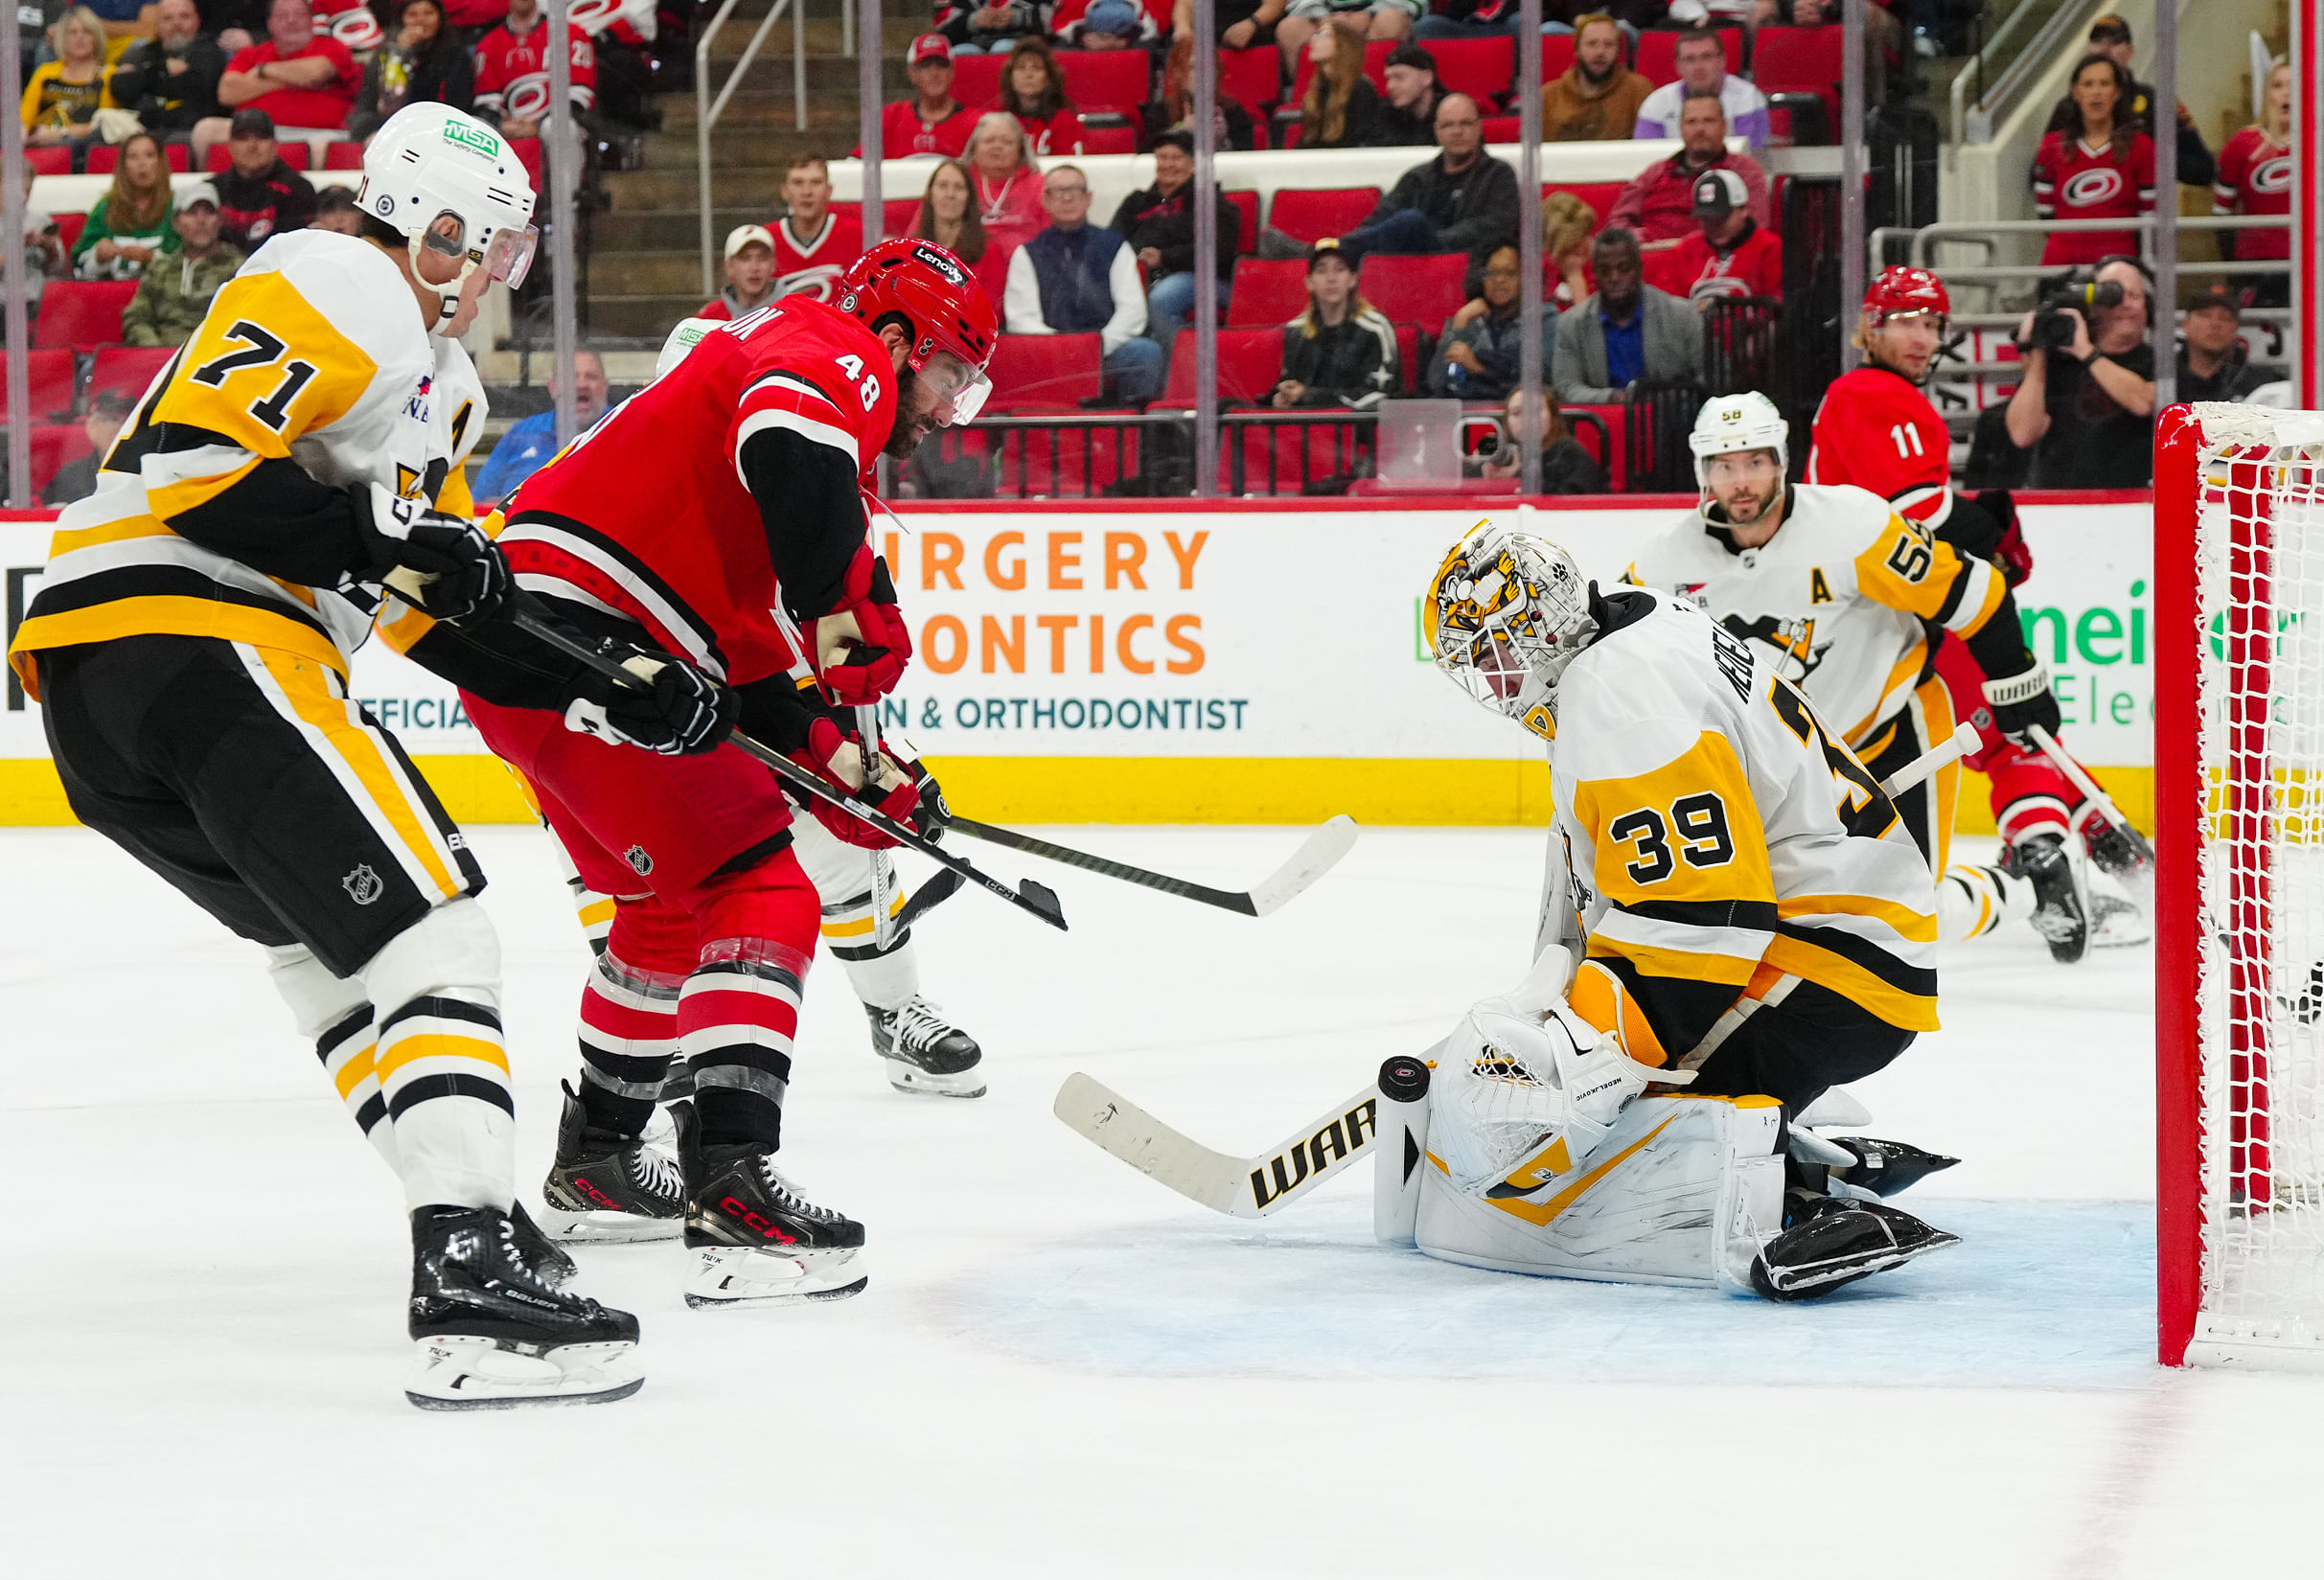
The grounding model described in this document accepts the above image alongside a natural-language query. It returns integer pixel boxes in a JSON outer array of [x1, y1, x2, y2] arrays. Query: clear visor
[[482, 225, 539, 288], [947, 371, 992, 425], [916, 351, 992, 427]]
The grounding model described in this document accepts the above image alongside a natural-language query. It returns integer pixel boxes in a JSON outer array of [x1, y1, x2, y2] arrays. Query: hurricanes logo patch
[[2061, 167, 2126, 207], [342, 864, 384, 904], [624, 844, 654, 876], [2252, 155, 2293, 195]]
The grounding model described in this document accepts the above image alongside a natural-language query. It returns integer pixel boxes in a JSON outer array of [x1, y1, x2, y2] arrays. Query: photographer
[[2003, 256, 2156, 490], [1467, 387, 1608, 494]]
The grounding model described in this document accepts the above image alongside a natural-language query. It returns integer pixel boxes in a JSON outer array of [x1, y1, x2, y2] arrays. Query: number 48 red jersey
[[1806, 363, 1953, 528]]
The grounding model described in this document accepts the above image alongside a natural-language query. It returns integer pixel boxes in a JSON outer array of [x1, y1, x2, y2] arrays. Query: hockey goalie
[[1401, 523, 1963, 1300]]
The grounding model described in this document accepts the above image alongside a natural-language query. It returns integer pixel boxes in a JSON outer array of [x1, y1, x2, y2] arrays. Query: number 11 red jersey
[[1806, 363, 1954, 527]]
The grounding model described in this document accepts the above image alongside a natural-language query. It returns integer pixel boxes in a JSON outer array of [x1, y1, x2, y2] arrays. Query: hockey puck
[[1378, 1054, 1431, 1102]]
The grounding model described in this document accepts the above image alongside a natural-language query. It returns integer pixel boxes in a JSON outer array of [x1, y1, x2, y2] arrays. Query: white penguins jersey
[[1548, 587, 1940, 1069], [10, 229, 486, 699], [1622, 483, 2008, 749]]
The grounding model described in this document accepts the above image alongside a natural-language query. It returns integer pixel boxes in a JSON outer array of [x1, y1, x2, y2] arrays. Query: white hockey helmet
[[357, 103, 539, 330], [655, 315, 720, 380], [1426, 522, 1599, 741], [1687, 390, 1789, 486]]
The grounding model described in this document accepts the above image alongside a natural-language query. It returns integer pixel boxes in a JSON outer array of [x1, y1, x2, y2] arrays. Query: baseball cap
[[229, 107, 276, 139], [725, 223, 776, 260], [1385, 42, 1437, 74], [909, 33, 952, 64], [1306, 238, 1351, 270], [2088, 13, 2131, 43], [1081, 0, 1142, 36], [176, 178, 221, 210], [1691, 168, 1747, 218], [2189, 282, 2246, 318]]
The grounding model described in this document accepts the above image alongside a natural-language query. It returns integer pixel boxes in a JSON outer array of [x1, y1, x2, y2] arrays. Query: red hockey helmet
[[840, 238, 999, 423], [1863, 265, 1950, 328]]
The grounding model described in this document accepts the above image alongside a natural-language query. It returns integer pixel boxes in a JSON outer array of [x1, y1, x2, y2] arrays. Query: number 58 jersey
[[1551, 588, 1941, 1072], [9, 230, 486, 698]]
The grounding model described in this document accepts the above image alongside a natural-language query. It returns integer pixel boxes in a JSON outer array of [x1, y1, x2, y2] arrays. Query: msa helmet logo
[[342, 864, 384, 904], [442, 120, 501, 160], [2061, 167, 2126, 207]]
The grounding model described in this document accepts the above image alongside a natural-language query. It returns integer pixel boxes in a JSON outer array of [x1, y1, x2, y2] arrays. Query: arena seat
[[325, 141, 367, 170], [1084, 125, 1137, 155], [32, 281, 140, 352], [27, 348, 79, 421], [1220, 46, 1284, 120], [1357, 252, 1470, 338], [1227, 257, 1311, 326], [1539, 32, 1576, 80], [1483, 115, 1519, 142], [1429, 36, 1515, 107], [1550, 180, 1626, 225], [87, 345, 177, 407], [87, 143, 191, 173], [56, 212, 86, 249], [1564, 403, 1624, 487], [206, 141, 312, 172], [1160, 328, 1284, 404], [1753, 26, 1845, 139], [953, 53, 1007, 109], [1392, 321, 1420, 393], [1001, 413, 1138, 496], [29, 423, 93, 497], [26, 147, 71, 175], [1225, 189, 1259, 253], [1267, 186, 1379, 244], [1635, 25, 1741, 84], [986, 333, 1103, 411], [1056, 48, 1151, 117]]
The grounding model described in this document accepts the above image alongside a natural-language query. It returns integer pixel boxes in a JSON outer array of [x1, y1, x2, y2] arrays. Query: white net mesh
[[2193, 404, 2324, 1358]]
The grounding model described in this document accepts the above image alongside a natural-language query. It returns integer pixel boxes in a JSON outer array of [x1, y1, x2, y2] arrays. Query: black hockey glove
[[1982, 664, 2061, 750], [354, 481, 511, 627], [566, 644, 736, 756]]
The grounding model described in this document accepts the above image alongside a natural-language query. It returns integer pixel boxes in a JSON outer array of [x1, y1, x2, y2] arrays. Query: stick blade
[[1053, 1073, 1247, 1214], [1020, 877, 1068, 930], [1243, 814, 1360, 918]]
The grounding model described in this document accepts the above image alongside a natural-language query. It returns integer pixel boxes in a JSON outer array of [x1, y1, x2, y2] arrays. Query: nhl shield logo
[[625, 844, 654, 876], [342, 864, 384, 905]]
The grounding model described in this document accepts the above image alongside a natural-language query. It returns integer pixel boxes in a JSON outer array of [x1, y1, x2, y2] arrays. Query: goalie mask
[[1427, 523, 1598, 740], [357, 103, 539, 333]]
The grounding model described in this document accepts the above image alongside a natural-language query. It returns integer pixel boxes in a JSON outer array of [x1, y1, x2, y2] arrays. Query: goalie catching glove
[[809, 545, 912, 706], [355, 481, 511, 626], [561, 643, 736, 756]]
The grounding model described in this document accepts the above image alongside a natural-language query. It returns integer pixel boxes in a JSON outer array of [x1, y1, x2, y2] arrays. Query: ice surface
[[5, 824, 2321, 1577]]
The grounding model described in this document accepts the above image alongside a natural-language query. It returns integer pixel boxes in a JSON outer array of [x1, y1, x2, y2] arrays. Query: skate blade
[[1764, 1225, 1962, 1296], [683, 1245, 868, 1308], [537, 1204, 685, 1244], [883, 1058, 988, 1099], [405, 1336, 644, 1410]]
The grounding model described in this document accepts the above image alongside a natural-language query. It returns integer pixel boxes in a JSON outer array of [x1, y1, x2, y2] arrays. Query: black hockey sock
[[578, 1069, 657, 1138], [694, 1082, 783, 1151]]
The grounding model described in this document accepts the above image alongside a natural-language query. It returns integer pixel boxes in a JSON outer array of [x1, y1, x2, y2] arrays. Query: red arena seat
[[1223, 188, 1259, 253], [29, 423, 94, 497], [1267, 186, 1379, 244], [1428, 36, 1515, 107], [55, 212, 86, 249], [27, 348, 79, 421], [1636, 25, 1742, 84], [1055, 48, 1150, 117], [1226, 257, 1312, 326], [953, 52, 1007, 109], [985, 333, 1104, 411], [1540, 32, 1576, 80], [1083, 124, 1137, 155], [1482, 115, 1519, 142], [1753, 24, 1846, 138], [26, 147, 71, 175], [32, 281, 140, 352], [1160, 328, 1284, 404], [87, 143, 191, 173], [1551, 180, 1626, 225], [1357, 252, 1470, 338], [87, 345, 178, 406], [1392, 321, 1420, 393], [1220, 46, 1283, 118], [325, 140, 367, 170]]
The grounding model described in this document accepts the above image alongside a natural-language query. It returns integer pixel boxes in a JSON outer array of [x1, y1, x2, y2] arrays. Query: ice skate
[[683, 1141, 867, 1308], [2008, 832, 2089, 964], [405, 1204, 644, 1409], [539, 1082, 686, 1243], [510, 1201, 580, 1289], [865, 996, 987, 1098], [1749, 1196, 1960, 1302]]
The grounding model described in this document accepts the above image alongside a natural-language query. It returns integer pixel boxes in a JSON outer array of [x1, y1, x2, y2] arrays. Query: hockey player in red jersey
[[1806, 266, 2150, 956], [461, 240, 999, 1306]]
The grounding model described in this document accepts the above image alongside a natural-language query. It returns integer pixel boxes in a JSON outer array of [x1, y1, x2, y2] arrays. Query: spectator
[[8, 164, 70, 312], [204, 0, 361, 161], [22, 8, 114, 164], [967, 112, 1046, 252], [2079, 12, 2214, 190], [1278, 0, 1415, 69], [1608, 91, 1768, 247], [1058, 0, 1155, 51], [906, 156, 1012, 304], [1475, 386, 1609, 492], [473, 349, 611, 504], [1632, 25, 1768, 149], [473, 0, 597, 143], [2216, 59, 2291, 307], [1005, 164, 1164, 404], [41, 392, 136, 508], [1298, 21, 1382, 149], [1415, 0, 1559, 43], [350, 0, 475, 140], [1271, 238, 1397, 409], [1142, 34, 1256, 151], [1171, 0, 1287, 53], [211, 107, 316, 249], [1305, 92, 1516, 265], [860, 33, 975, 158], [936, 0, 1044, 55], [1661, 168, 1782, 304], [1552, 227, 1704, 403], [71, 131, 176, 280], [996, 37, 1087, 157], [2002, 254, 2155, 489], [1542, 187, 1596, 309], [566, 0, 653, 129], [1430, 243, 1553, 401], [765, 155, 863, 303], [698, 223, 779, 320], [1369, 40, 1441, 147], [2031, 55, 2154, 267], [2176, 283, 2266, 403], [121, 179, 243, 346], [1540, 12, 1653, 143], [82, 0, 159, 43], [108, 0, 226, 149], [440, 0, 508, 27], [1111, 127, 1240, 356], [309, 183, 363, 235]]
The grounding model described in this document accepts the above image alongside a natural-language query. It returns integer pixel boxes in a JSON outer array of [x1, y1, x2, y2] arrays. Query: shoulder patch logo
[[342, 864, 383, 904], [624, 844, 654, 876]]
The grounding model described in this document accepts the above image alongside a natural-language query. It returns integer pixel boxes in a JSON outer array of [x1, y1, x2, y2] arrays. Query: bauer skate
[[865, 996, 987, 1098], [683, 1140, 867, 1308], [539, 1082, 687, 1243], [406, 1204, 644, 1409], [1749, 1196, 1960, 1302], [2007, 832, 2089, 964]]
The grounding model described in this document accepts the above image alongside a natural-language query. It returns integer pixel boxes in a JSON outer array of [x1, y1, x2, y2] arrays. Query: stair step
[[587, 295, 739, 338], [590, 206, 787, 250], [589, 250, 739, 294]]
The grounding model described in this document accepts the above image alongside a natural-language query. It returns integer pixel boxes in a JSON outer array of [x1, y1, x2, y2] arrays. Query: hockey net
[[2159, 402, 2324, 1370]]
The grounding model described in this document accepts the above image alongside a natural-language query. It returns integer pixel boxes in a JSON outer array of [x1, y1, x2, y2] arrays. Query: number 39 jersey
[[1551, 588, 1940, 1065], [9, 230, 486, 698], [1622, 482, 2007, 751]]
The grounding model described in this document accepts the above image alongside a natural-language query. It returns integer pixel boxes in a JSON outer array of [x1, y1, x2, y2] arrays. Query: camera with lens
[[2030, 275, 2125, 350]]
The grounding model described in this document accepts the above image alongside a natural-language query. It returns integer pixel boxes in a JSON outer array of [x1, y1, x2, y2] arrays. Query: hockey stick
[[496, 603, 1068, 932], [944, 814, 1360, 918], [1876, 719, 1983, 800], [1054, 1071, 1382, 1218], [855, 701, 898, 950], [2027, 724, 2155, 863]]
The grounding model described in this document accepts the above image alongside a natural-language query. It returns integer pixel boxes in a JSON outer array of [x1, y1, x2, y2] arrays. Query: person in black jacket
[[1333, 94, 1518, 266], [1369, 40, 1441, 146], [107, 0, 227, 142], [1272, 239, 1399, 409], [1111, 128, 1244, 358]]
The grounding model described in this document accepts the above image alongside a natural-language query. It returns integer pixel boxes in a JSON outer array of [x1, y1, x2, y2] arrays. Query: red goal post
[[2157, 401, 2324, 1371]]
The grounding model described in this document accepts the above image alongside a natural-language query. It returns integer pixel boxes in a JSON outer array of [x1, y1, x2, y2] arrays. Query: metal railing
[[1869, 215, 2294, 286], [697, 0, 806, 296], [1955, 0, 2102, 144]]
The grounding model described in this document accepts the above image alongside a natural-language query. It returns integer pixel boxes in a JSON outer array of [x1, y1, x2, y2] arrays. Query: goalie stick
[[946, 814, 1360, 918], [1053, 1071, 1383, 1218]]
